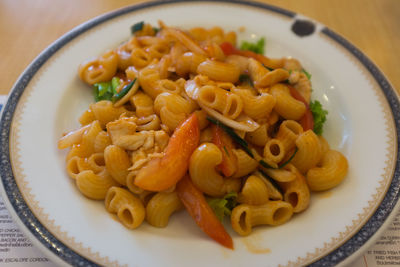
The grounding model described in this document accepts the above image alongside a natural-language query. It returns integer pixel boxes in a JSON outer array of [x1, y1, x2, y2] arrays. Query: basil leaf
[[131, 21, 144, 34], [263, 65, 274, 71], [259, 159, 274, 169], [207, 117, 253, 157], [239, 74, 253, 86], [279, 148, 298, 168], [153, 27, 160, 34], [259, 170, 284, 195], [223, 146, 230, 157], [112, 79, 136, 102]]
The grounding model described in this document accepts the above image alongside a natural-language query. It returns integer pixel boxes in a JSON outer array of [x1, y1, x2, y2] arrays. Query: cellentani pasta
[[58, 21, 349, 249]]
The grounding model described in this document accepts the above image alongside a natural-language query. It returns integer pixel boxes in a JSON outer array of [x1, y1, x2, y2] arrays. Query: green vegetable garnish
[[302, 69, 312, 80], [239, 74, 253, 86], [93, 82, 115, 102], [111, 77, 120, 91], [263, 65, 274, 71], [112, 79, 136, 102], [207, 192, 238, 221], [309, 100, 328, 135], [153, 27, 160, 34], [206, 117, 297, 170], [240, 37, 265, 55], [96, 82, 110, 97], [259, 170, 283, 195], [279, 148, 298, 168], [259, 160, 274, 169], [130, 21, 144, 34], [223, 146, 230, 157], [207, 117, 253, 157]]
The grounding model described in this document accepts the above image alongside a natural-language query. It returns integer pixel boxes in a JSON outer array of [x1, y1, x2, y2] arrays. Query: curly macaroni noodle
[[58, 22, 348, 244]]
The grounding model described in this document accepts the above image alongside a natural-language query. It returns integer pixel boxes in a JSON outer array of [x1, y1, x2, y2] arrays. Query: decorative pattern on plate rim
[[0, 1, 399, 267]]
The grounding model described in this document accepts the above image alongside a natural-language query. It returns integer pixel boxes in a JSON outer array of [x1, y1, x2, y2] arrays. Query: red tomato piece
[[299, 109, 314, 131], [134, 113, 200, 191], [211, 124, 238, 177], [219, 42, 237, 56], [176, 176, 234, 249]]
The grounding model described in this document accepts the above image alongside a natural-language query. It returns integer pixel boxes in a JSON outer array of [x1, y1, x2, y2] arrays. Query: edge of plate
[[306, 26, 400, 266], [0, 0, 399, 266]]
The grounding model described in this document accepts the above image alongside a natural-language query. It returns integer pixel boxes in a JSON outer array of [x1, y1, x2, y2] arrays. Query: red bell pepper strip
[[289, 86, 314, 131], [219, 42, 280, 69], [299, 109, 314, 132], [134, 113, 200, 191], [211, 124, 238, 177], [176, 175, 234, 249], [220, 42, 259, 59], [219, 42, 237, 56]]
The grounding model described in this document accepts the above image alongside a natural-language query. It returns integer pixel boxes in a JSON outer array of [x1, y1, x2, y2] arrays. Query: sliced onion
[[184, 79, 200, 100], [58, 124, 91, 149], [235, 113, 261, 131], [198, 103, 259, 132], [164, 28, 207, 56]]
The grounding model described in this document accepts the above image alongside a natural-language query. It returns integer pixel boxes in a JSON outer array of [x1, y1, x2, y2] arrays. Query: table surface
[[1, 0, 399, 95]]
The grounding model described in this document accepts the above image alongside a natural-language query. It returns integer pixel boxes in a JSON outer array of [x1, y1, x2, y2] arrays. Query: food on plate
[[58, 21, 348, 249]]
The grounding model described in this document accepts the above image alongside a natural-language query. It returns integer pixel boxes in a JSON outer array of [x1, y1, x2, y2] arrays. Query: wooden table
[[1, 0, 399, 95]]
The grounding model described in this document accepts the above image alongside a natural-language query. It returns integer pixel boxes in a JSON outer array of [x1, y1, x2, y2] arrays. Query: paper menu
[[352, 210, 400, 267], [0, 196, 57, 267]]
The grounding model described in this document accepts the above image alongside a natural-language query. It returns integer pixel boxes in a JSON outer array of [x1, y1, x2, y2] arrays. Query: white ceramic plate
[[1, 1, 399, 266]]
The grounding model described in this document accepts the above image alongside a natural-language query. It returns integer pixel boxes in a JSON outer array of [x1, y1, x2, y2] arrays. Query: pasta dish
[[58, 21, 348, 249]]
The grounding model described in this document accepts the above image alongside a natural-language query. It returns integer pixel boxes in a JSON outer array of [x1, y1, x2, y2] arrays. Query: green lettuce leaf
[[310, 100, 328, 135], [207, 192, 238, 221], [240, 37, 265, 54], [302, 69, 312, 80]]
